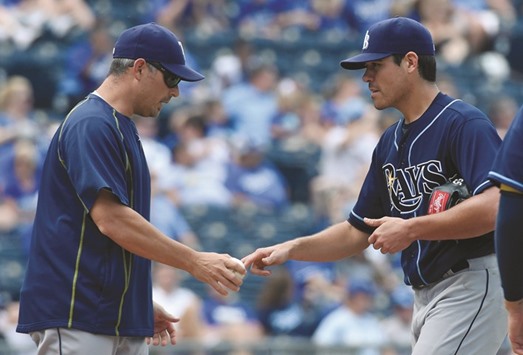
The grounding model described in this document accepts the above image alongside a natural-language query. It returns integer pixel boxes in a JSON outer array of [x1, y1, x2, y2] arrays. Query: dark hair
[[392, 53, 436, 82]]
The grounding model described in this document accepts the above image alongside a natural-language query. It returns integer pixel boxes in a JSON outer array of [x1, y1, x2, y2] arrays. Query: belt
[[413, 259, 470, 290], [449, 259, 469, 274]]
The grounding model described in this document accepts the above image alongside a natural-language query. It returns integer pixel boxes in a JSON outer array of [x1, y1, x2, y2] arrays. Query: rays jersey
[[348, 93, 501, 288], [17, 94, 153, 336]]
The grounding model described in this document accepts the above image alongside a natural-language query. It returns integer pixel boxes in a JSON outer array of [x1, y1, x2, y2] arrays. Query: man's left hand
[[365, 217, 414, 254], [146, 302, 179, 346]]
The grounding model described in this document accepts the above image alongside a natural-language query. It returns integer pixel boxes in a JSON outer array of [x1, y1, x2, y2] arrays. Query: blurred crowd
[[0, 0, 522, 354]]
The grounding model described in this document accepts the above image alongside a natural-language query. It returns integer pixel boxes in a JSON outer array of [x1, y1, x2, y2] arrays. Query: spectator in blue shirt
[[225, 140, 289, 212]]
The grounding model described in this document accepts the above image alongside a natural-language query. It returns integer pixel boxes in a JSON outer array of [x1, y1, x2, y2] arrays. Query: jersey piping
[[406, 99, 459, 285]]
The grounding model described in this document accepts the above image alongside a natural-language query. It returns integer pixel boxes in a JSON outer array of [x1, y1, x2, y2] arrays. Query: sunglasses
[[148, 62, 181, 88]]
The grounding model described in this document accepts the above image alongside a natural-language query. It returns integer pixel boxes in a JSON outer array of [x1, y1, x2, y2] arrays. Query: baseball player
[[489, 105, 523, 354], [242, 17, 506, 354], [16, 23, 245, 355]]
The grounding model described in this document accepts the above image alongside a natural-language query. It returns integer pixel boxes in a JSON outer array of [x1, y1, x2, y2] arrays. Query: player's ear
[[130, 59, 146, 71], [404, 52, 419, 72], [130, 59, 147, 77]]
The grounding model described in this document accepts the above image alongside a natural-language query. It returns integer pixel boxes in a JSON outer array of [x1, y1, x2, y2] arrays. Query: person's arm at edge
[[90, 189, 243, 295], [242, 220, 370, 276], [496, 184, 523, 354]]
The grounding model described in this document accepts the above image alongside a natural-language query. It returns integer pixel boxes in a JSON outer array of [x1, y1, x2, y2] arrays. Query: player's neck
[[401, 84, 439, 124], [95, 79, 135, 117]]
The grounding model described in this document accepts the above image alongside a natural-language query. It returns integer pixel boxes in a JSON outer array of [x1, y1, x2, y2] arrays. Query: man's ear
[[404, 51, 419, 72]]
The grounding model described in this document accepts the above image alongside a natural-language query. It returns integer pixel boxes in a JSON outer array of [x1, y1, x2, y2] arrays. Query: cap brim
[[340, 52, 391, 70], [163, 63, 204, 82]]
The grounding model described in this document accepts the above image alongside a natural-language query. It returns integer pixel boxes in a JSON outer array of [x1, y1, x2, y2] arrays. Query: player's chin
[[154, 104, 163, 115], [150, 101, 166, 115], [371, 98, 387, 111], [137, 107, 161, 119], [369, 93, 386, 109]]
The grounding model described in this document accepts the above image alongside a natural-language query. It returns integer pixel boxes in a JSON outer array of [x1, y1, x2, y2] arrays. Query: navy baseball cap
[[113, 22, 204, 82], [340, 17, 435, 70]]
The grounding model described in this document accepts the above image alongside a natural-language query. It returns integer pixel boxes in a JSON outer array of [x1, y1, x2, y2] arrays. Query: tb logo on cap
[[178, 41, 186, 60], [362, 31, 370, 50]]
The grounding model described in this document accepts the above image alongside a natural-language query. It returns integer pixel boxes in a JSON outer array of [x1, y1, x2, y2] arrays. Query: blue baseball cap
[[340, 17, 435, 70], [113, 22, 204, 82]]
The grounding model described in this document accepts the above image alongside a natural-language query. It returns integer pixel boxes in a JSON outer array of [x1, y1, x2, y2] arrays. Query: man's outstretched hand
[[242, 244, 289, 276]]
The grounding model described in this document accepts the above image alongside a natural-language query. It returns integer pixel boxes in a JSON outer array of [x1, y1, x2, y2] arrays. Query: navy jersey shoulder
[[349, 93, 501, 287], [17, 94, 154, 336], [489, 104, 523, 191]]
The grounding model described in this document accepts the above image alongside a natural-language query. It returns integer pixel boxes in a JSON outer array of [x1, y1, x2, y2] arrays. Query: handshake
[[195, 244, 284, 296]]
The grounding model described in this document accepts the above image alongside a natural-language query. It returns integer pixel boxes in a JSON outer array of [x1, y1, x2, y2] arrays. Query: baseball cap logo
[[362, 31, 370, 50], [178, 41, 186, 60]]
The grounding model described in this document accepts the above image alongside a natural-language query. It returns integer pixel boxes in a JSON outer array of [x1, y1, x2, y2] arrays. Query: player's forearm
[[104, 207, 197, 269], [411, 186, 498, 241], [287, 221, 369, 262], [496, 189, 523, 301], [91, 191, 198, 273]]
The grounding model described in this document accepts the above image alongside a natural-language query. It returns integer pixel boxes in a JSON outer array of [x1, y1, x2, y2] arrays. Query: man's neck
[[400, 85, 440, 124]]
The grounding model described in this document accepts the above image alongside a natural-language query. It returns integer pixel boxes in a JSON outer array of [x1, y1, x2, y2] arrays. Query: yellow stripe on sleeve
[[500, 184, 523, 194]]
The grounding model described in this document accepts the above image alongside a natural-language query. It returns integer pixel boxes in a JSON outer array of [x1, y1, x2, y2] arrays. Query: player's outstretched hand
[[505, 299, 523, 354], [190, 252, 246, 296], [147, 302, 179, 346], [242, 244, 289, 276]]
